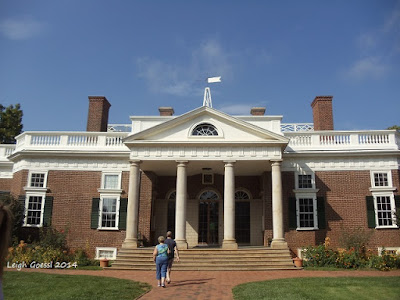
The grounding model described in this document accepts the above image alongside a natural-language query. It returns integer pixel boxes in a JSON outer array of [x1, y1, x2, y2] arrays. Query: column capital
[[176, 160, 188, 167], [129, 160, 142, 166], [223, 160, 236, 166], [270, 159, 282, 167]]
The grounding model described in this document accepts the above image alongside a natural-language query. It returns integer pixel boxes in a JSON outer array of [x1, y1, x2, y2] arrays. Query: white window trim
[[98, 194, 121, 230], [95, 247, 117, 260], [202, 172, 214, 185], [377, 247, 400, 255], [23, 192, 46, 227], [98, 172, 123, 194], [187, 121, 224, 138], [295, 172, 316, 190], [370, 170, 393, 189], [24, 170, 49, 192], [296, 193, 318, 230], [373, 192, 397, 229]]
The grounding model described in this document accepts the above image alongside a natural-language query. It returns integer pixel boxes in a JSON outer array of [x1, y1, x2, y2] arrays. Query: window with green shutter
[[91, 198, 100, 229]]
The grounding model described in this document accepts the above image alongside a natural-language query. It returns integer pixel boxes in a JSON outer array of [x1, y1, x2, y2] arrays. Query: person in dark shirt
[[164, 231, 180, 284]]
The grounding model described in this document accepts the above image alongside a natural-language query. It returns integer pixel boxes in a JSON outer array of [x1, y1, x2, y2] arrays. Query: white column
[[175, 161, 188, 249], [222, 161, 238, 249], [270, 160, 288, 249], [122, 160, 141, 249]]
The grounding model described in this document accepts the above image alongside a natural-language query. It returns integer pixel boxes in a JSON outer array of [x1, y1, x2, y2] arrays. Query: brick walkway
[[12, 268, 400, 300]]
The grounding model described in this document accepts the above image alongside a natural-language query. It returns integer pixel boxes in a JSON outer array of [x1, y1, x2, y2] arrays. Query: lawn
[[3, 271, 151, 300], [233, 276, 400, 300]]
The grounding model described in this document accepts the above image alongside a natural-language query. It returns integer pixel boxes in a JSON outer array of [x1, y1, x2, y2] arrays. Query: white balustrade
[[285, 130, 399, 152]]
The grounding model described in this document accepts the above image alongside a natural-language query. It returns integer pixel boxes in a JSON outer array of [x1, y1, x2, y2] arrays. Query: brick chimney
[[158, 107, 174, 116], [250, 107, 266, 116], [311, 96, 334, 131], [86, 96, 111, 132]]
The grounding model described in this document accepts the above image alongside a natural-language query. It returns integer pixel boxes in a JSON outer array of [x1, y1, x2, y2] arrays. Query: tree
[[387, 125, 400, 131], [0, 103, 23, 144]]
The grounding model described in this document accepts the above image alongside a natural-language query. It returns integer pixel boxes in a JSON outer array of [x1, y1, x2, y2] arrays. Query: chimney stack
[[158, 107, 174, 116], [311, 96, 334, 131], [86, 96, 111, 132], [250, 107, 266, 116]]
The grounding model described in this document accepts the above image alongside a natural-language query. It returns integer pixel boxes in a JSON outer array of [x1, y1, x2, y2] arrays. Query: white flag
[[207, 76, 221, 83]]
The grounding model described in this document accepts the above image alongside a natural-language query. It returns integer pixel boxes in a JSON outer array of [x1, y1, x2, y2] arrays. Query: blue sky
[[0, 0, 399, 132]]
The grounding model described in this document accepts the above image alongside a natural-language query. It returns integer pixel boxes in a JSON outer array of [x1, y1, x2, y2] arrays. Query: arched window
[[235, 190, 251, 200], [168, 191, 176, 200], [192, 123, 218, 136], [199, 190, 219, 200]]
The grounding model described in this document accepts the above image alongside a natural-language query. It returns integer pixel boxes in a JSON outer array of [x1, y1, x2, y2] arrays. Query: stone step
[[110, 247, 296, 271], [108, 265, 296, 271]]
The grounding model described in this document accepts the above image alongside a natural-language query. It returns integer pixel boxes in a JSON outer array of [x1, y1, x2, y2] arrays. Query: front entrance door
[[198, 201, 219, 245]]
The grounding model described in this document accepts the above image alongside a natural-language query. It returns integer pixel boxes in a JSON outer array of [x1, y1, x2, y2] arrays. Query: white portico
[[121, 105, 289, 249]]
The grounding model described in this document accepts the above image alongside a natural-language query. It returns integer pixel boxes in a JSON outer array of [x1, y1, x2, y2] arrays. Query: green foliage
[[302, 244, 337, 267], [0, 194, 23, 242], [3, 272, 151, 300], [233, 277, 400, 300], [7, 226, 98, 268], [0, 103, 23, 144], [339, 226, 372, 253], [38, 226, 68, 250], [387, 125, 400, 131]]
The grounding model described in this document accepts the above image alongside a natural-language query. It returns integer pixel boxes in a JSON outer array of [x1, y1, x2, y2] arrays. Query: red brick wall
[[86, 96, 111, 132], [138, 171, 156, 245], [311, 96, 334, 130], [284, 170, 400, 254], [45, 170, 128, 256], [0, 178, 12, 192], [10, 170, 28, 197]]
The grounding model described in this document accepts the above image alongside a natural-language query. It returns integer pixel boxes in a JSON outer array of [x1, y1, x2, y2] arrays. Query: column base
[[122, 238, 138, 249], [175, 240, 188, 249], [222, 239, 238, 249], [270, 239, 288, 249]]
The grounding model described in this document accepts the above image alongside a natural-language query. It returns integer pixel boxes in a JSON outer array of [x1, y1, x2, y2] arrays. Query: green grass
[[3, 271, 151, 300], [233, 277, 400, 300]]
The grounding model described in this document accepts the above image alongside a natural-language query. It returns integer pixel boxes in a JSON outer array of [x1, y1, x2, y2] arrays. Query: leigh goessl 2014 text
[[7, 261, 78, 270]]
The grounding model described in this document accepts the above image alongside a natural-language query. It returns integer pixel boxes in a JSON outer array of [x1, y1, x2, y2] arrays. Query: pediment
[[123, 106, 289, 146]]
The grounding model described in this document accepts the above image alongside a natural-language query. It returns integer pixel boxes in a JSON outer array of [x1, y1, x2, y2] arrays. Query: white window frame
[[373, 192, 397, 229], [377, 247, 400, 256], [294, 172, 317, 191], [95, 247, 117, 260], [98, 194, 121, 230], [188, 122, 224, 138], [23, 192, 46, 227], [296, 194, 318, 230], [370, 170, 393, 190], [25, 170, 48, 192], [98, 172, 123, 193]]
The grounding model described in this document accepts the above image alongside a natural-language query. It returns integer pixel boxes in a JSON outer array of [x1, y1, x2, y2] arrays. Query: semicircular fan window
[[192, 123, 218, 136]]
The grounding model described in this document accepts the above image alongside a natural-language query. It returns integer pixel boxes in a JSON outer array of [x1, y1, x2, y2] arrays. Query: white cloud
[[0, 17, 45, 40], [345, 57, 388, 80], [136, 38, 235, 97]]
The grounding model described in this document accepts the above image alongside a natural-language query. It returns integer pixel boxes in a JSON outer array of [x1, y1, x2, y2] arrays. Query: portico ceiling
[[139, 159, 273, 176]]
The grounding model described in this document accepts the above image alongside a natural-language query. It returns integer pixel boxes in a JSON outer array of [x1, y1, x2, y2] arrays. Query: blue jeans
[[155, 256, 168, 280]]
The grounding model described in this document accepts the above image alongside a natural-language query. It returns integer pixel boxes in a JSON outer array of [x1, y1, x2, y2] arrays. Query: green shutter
[[91, 198, 100, 229], [118, 198, 128, 230], [288, 197, 297, 230], [366, 196, 376, 228], [317, 197, 326, 229], [42, 196, 53, 227], [18, 195, 26, 224], [395, 195, 400, 228]]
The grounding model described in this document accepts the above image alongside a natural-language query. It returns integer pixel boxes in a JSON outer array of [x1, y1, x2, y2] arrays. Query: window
[[30, 173, 45, 187], [167, 190, 176, 232], [199, 190, 219, 200], [377, 247, 400, 256], [99, 196, 120, 229], [25, 195, 44, 226], [202, 173, 214, 184], [101, 173, 121, 190], [298, 175, 313, 189], [96, 247, 117, 260], [298, 197, 316, 228], [235, 190, 251, 200], [370, 171, 393, 189], [192, 123, 218, 136], [375, 195, 396, 227]]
